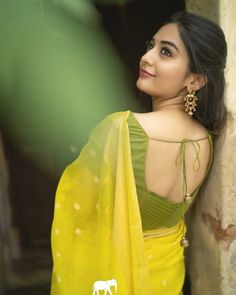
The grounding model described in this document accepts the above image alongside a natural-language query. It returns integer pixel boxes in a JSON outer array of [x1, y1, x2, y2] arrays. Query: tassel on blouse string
[[175, 139, 201, 248]]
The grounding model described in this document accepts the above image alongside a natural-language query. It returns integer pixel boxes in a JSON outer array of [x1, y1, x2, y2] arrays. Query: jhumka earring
[[184, 89, 198, 116]]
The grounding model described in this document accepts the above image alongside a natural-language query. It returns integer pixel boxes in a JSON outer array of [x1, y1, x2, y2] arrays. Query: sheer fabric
[[50, 110, 212, 294], [51, 111, 152, 294]]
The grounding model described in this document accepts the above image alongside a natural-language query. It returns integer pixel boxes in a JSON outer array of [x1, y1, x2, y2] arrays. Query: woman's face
[[136, 23, 191, 99]]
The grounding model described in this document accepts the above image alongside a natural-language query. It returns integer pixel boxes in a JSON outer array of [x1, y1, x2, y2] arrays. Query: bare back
[[132, 111, 212, 203]]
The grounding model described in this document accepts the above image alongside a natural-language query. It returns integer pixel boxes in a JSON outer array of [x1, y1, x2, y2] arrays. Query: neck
[[151, 94, 186, 114]]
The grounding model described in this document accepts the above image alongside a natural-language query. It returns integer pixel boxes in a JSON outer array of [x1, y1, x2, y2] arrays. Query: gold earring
[[184, 89, 198, 116]]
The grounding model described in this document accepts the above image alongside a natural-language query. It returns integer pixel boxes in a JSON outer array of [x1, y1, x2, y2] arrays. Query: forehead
[[153, 23, 185, 51]]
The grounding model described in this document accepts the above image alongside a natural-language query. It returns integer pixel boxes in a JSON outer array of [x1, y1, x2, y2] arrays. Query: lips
[[140, 69, 156, 77]]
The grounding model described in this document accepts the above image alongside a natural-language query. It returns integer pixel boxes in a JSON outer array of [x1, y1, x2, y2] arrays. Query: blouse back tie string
[[175, 139, 201, 247]]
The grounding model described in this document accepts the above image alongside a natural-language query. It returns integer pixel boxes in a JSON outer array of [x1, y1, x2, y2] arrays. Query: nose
[[140, 49, 154, 66]]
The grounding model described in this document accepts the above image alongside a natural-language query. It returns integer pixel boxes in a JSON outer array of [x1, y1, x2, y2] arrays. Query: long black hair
[[163, 11, 228, 135]]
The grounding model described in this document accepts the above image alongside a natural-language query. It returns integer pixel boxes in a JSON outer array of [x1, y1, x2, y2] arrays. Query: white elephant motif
[[92, 279, 117, 295]]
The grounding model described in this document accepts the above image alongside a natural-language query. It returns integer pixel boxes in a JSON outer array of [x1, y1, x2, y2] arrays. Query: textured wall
[[218, 0, 236, 292], [186, 0, 219, 22], [186, 0, 236, 294]]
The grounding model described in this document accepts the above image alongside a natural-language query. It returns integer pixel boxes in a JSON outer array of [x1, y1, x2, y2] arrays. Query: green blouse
[[127, 111, 213, 230]]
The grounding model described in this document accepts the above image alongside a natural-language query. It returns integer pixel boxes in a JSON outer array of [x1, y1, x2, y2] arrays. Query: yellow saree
[[50, 110, 186, 295]]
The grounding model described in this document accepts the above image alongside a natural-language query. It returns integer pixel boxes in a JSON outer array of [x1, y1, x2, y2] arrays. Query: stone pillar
[[186, 0, 236, 294]]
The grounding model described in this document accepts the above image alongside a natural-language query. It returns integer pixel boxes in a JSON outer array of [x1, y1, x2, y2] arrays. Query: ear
[[187, 74, 207, 92]]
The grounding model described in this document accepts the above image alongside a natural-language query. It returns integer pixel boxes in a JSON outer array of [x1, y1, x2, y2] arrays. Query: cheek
[[157, 60, 188, 80], [136, 59, 189, 96], [155, 60, 189, 93]]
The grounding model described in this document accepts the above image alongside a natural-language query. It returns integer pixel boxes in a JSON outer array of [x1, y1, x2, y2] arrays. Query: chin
[[136, 78, 146, 92], [136, 79, 153, 96], [136, 78, 141, 89]]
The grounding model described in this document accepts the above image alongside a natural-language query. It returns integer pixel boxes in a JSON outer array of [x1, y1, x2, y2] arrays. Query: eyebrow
[[160, 40, 179, 53]]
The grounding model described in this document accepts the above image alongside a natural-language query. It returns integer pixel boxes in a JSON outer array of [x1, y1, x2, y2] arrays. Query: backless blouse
[[127, 111, 213, 230]]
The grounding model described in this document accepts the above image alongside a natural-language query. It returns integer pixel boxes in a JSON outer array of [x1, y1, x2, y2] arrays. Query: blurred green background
[[0, 0, 142, 176]]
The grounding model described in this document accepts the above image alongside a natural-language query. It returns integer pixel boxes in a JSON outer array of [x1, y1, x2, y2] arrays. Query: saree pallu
[[50, 111, 186, 295]]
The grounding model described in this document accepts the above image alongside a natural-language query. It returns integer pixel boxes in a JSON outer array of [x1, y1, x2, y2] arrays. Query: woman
[[50, 11, 227, 295]]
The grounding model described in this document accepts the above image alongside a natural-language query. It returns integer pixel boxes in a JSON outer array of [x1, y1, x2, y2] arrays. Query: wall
[[186, 0, 236, 294]]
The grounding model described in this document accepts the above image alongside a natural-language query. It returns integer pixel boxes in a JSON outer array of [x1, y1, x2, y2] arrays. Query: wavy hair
[[164, 11, 228, 135]]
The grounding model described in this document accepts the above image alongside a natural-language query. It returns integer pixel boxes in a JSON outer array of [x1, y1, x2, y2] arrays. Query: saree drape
[[50, 110, 185, 295]]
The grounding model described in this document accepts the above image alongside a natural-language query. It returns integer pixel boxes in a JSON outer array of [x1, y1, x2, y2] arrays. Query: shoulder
[[105, 110, 130, 121], [94, 110, 130, 126], [99, 110, 131, 128], [90, 110, 130, 137], [132, 110, 209, 140]]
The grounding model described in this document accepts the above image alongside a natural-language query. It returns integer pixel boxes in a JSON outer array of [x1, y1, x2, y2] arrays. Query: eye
[[161, 47, 172, 57], [145, 40, 155, 52]]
